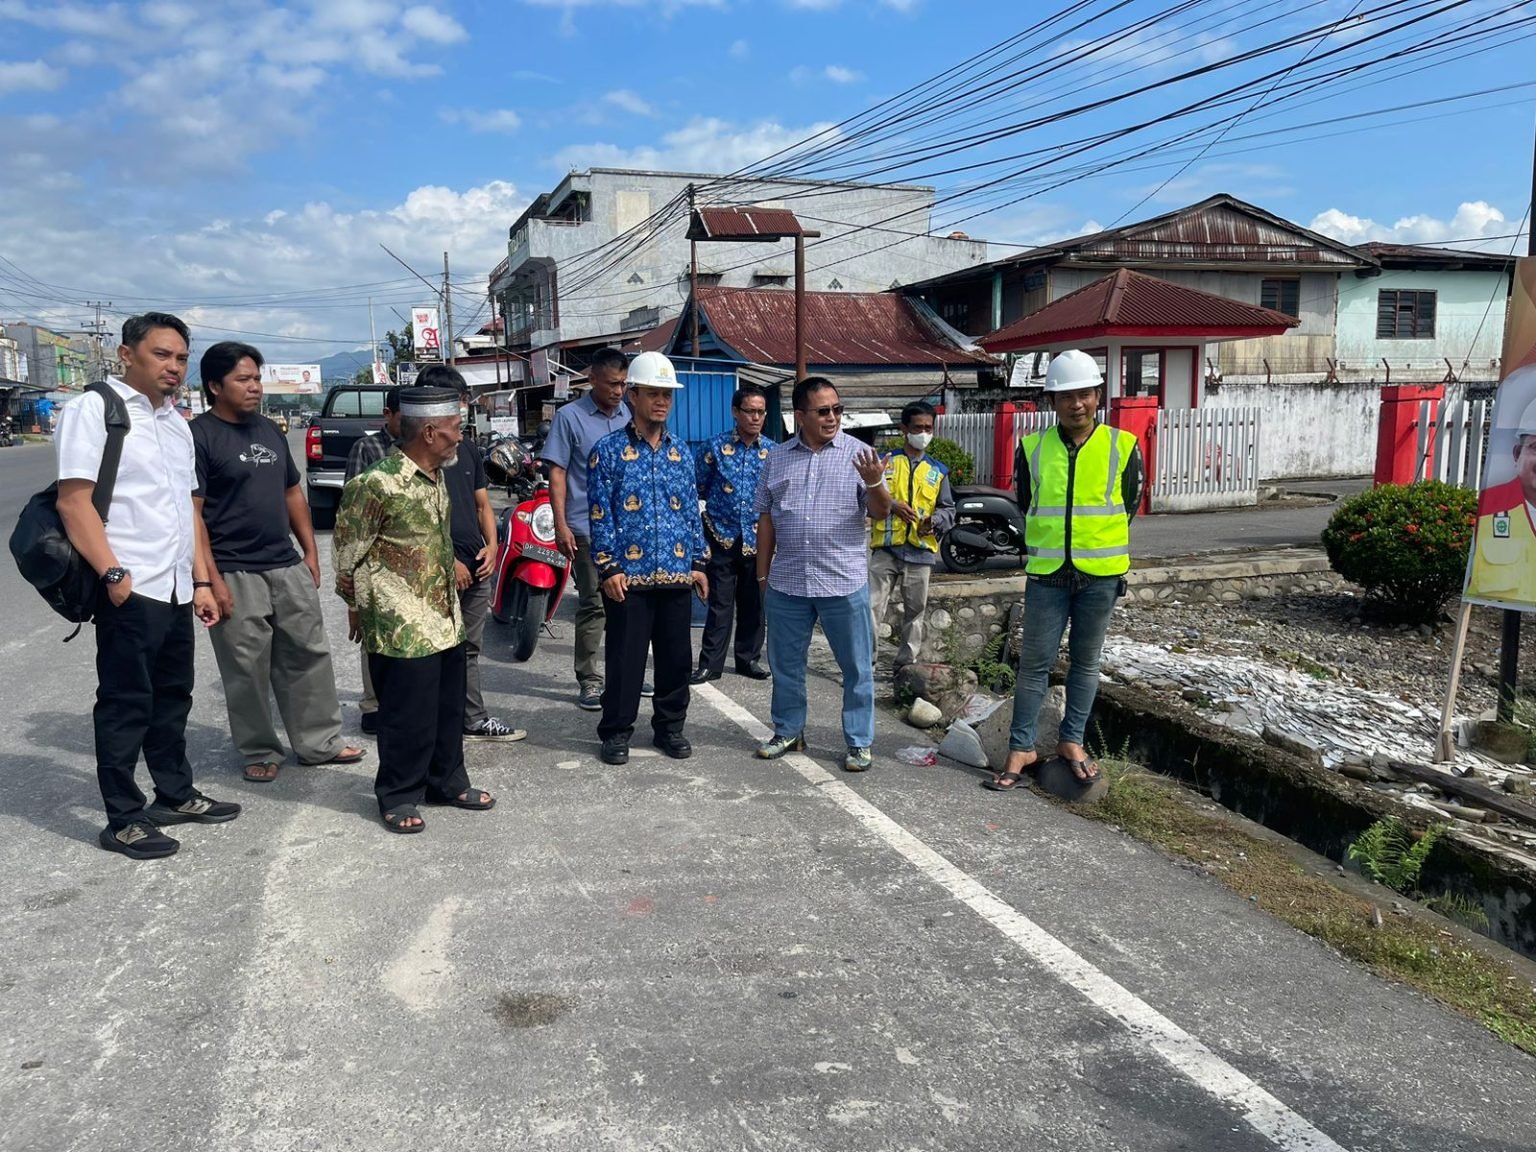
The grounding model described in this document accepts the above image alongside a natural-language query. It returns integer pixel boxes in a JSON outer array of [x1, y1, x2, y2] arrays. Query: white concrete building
[[486, 168, 990, 351]]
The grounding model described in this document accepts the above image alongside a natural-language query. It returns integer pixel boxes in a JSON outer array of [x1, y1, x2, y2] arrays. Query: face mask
[[907, 432, 933, 450]]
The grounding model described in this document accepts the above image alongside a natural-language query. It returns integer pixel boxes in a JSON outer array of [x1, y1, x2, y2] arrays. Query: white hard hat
[[626, 350, 683, 390], [1491, 365, 1536, 431], [1043, 349, 1103, 393], [1513, 395, 1536, 437]]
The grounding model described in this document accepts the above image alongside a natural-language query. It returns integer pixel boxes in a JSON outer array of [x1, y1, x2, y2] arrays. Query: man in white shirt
[[56, 313, 239, 859]]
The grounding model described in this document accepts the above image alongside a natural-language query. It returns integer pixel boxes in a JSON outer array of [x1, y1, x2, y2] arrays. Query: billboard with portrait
[[1463, 257, 1536, 611], [261, 364, 323, 394]]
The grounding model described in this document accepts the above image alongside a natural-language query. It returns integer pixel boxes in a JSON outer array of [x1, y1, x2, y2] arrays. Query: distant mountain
[[315, 348, 373, 387]]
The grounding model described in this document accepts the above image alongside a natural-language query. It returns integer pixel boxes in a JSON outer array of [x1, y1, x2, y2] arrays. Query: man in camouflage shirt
[[333, 386, 495, 833]]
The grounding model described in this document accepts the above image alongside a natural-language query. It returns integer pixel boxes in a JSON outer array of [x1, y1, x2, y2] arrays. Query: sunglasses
[[799, 404, 845, 418]]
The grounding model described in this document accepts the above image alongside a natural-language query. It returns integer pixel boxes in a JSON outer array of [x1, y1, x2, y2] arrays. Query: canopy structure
[[978, 267, 1298, 405]]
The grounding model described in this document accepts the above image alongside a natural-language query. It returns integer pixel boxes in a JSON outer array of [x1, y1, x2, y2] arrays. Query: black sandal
[[382, 806, 425, 833], [1061, 757, 1102, 782], [427, 788, 496, 811], [982, 771, 1027, 791]]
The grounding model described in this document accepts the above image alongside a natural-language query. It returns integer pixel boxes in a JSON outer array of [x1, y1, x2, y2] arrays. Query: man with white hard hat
[[1467, 371, 1536, 607], [587, 351, 710, 766], [985, 349, 1144, 793]]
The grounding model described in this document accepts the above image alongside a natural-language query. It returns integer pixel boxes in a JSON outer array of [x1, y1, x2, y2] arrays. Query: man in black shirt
[[193, 342, 367, 782], [422, 364, 525, 742]]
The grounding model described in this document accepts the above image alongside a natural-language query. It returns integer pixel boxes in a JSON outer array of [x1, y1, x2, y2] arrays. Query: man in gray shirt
[[541, 347, 629, 711]]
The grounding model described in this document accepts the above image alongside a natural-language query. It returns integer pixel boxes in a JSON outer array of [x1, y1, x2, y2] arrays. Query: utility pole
[[1496, 130, 1536, 721], [443, 250, 456, 366], [689, 184, 700, 358], [83, 300, 111, 379]]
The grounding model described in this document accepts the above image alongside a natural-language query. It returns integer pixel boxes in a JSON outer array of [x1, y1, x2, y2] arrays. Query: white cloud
[[729, 39, 749, 58], [551, 116, 840, 175], [823, 64, 862, 84], [605, 89, 655, 116], [785, 0, 842, 8], [442, 107, 523, 133], [1309, 201, 1519, 251], [0, 59, 66, 93], [400, 5, 468, 44], [0, 178, 527, 362]]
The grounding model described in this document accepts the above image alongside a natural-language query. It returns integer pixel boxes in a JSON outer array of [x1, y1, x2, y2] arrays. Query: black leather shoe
[[652, 731, 692, 759], [689, 667, 720, 684], [600, 736, 629, 765], [735, 660, 770, 680]]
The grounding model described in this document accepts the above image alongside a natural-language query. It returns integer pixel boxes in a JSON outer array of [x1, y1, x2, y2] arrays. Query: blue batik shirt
[[695, 430, 771, 555], [589, 422, 709, 588]]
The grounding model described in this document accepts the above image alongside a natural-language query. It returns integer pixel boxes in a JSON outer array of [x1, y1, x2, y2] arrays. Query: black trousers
[[697, 540, 764, 675], [599, 587, 692, 742], [369, 645, 469, 814], [94, 592, 197, 828]]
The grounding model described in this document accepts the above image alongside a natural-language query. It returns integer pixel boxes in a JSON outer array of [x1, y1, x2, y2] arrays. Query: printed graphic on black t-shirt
[[443, 440, 489, 571], [192, 413, 302, 573]]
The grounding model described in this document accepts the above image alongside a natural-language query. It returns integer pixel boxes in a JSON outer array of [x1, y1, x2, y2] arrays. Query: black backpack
[[8, 382, 131, 639]]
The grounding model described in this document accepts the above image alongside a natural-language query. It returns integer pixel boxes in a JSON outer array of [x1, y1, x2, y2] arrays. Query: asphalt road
[[0, 436, 1532, 1152]]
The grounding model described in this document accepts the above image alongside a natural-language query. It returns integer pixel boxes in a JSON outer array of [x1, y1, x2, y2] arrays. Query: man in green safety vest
[[985, 349, 1143, 792]]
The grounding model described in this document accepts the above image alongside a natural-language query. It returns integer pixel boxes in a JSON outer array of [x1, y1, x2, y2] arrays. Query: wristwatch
[[102, 567, 128, 585]]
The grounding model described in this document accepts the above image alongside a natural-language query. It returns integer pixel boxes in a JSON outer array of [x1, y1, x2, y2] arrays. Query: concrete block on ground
[[937, 719, 989, 769], [968, 685, 1063, 771]]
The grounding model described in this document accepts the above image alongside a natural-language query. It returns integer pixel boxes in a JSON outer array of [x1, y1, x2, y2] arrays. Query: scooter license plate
[[520, 543, 568, 568]]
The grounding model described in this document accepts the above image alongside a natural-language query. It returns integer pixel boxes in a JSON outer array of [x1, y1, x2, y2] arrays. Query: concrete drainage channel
[[1087, 683, 1536, 961]]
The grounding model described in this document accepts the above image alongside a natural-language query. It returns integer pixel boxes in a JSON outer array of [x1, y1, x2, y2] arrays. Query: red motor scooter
[[489, 478, 570, 661]]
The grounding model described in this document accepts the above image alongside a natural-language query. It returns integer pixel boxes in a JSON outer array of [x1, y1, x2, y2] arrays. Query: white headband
[[399, 399, 461, 418]]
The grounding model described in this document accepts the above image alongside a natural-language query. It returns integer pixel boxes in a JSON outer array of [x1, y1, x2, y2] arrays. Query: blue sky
[[0, 0, 1532, 364]]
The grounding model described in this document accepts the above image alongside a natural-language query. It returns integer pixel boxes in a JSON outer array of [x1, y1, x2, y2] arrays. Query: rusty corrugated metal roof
[[693, 286, 995, 367], [1356, 241, 1514, 270], [688, 207, 803, 241], [979, 268, 1299, 352]]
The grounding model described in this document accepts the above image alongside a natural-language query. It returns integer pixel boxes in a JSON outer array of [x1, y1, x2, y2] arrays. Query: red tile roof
[[979, 268, 1299, 352], [688, 207, 804, 240], [693, 286, 994, 367], [630, 316, 679, 353]]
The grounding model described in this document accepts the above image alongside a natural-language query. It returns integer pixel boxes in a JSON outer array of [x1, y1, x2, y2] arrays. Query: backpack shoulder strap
[[85, 381, 131, 523]]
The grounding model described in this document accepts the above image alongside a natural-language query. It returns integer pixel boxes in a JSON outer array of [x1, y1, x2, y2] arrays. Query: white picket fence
[[1150, 407, 1261, 512], [933, 412, 995, 480], [1415, 397, 1494, 490]]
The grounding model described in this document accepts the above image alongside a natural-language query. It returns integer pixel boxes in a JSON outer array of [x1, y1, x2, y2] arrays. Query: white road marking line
[[696, 683, 1350, 1152]]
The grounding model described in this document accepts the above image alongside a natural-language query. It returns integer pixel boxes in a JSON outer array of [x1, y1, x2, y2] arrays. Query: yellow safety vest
[[1020, 424, 1135, 577], [1468, 503, 1536, 606], [871, 452, 947, 553]]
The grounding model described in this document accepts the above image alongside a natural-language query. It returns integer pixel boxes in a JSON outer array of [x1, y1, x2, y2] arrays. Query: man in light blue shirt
[[541, 347, 630, 710]]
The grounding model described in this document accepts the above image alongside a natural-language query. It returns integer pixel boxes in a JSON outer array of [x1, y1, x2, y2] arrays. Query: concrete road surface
[[0, 437, 1531, 1152]]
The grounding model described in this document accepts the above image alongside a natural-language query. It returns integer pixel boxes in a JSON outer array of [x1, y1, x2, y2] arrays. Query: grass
[[1064, 755, 1536, 1056]]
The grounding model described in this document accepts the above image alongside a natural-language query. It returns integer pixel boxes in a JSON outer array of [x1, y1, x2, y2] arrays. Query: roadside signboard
[[1463, 257, 1536, 612], [412, 307, 442, 361], [261, 364, 323, 394], [396, 360, 419, 387]]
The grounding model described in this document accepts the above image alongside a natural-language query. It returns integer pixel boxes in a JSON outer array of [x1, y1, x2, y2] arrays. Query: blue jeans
[[766, 584, 876, 749], [1009, 575, 1122, 752]]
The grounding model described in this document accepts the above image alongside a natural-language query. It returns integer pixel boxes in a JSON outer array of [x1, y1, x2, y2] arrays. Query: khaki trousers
[[868, 548, 933, 668], [209, 564, 345, 766]]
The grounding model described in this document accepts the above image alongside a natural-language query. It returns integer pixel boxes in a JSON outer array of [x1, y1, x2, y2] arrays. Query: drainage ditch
[[1088, 682, 1536, 961]]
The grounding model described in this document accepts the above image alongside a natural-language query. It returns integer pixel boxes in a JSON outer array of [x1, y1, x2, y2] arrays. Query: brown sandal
[[243, 762, 280, 783]]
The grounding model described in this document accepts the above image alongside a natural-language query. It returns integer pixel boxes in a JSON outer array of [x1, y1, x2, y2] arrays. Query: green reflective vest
[[1020, 424, 1135, 577], [870, 452, 947, 552]]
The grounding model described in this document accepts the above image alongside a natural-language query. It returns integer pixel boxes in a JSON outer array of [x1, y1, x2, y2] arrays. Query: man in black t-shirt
[[424, 364, 525, 742], [193, 342, 367, 782]]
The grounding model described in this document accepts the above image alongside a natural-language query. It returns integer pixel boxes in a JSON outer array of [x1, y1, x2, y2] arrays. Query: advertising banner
[[1463, 257, 1536, 611], [260, 364, 323, 394], [412, 307, 442, 361], [372, 361, 393, 385]]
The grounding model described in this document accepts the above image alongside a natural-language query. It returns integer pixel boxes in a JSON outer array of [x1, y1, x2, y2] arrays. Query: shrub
[[1321, 480, 1475, 623]]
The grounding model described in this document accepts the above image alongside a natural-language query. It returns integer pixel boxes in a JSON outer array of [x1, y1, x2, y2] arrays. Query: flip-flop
[[426, 788, 496, 811], [382, 806, 425, 834], [306, 746, 367, 765], [242, 762, 280, 783], [1061, 756, 1102, 782], [982, 771, 1027, 792]]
